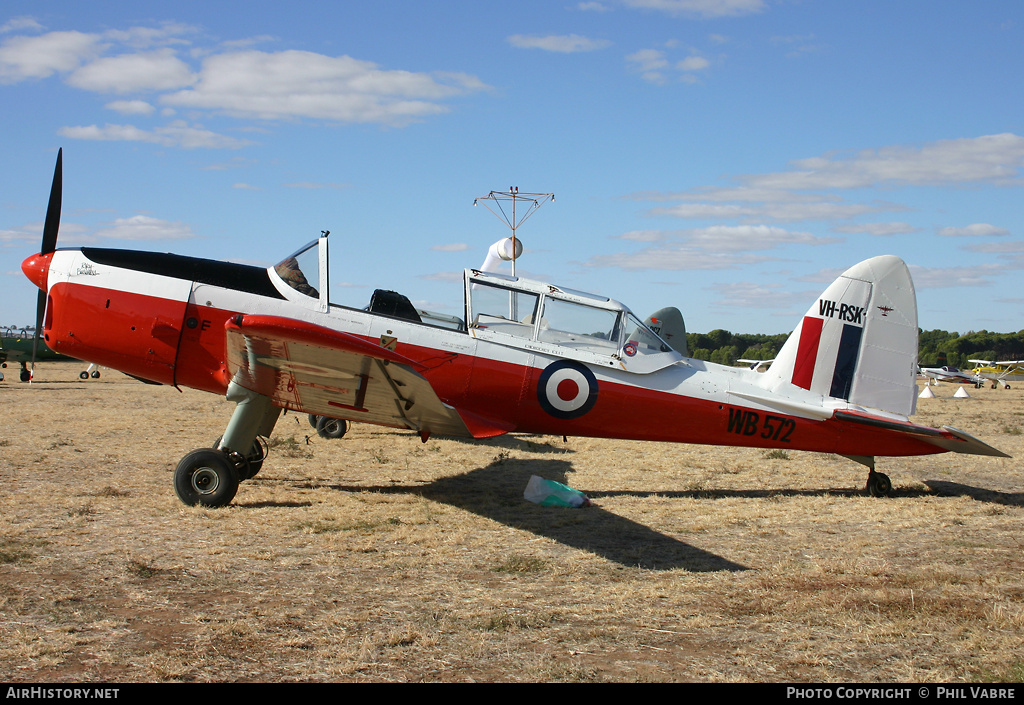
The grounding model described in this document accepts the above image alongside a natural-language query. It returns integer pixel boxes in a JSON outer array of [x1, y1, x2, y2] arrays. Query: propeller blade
[[41, 148, 62, 255], [29, 290, 46, 382], [32, 148, 62, 381]]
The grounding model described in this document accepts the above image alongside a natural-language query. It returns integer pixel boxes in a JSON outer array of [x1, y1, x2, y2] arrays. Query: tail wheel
[[867, 471, 892, 498], [174, 449, 239, 507]]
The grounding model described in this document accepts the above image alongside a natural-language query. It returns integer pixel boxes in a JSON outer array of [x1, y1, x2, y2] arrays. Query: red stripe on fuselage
[[792, 316, 823, 390]]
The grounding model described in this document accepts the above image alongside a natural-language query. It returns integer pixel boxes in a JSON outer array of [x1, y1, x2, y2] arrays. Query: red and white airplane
[[21, 151, 1009, 507]]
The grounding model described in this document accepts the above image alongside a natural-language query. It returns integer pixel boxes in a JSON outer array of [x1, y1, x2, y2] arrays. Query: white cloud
[[677, 55, 710, 72], [626, 49, 668, 72], [965, 241, 1024, 254], [104, 99, 156, 115], [617, 229, 667, 242], [626, 48, 671, 83], [909, 263, 1011, 289], [631, 135, 1023, 227], [91, 215, 197, 241], [624, 0, 766, 19], [587, 225, 837, 271], [432, 243, 470, 252], [586, 246, 772, 271], [649, 200, 893, 223], [753, 134, 1024, 190], [1, 17, 44, 34], [937, 223, 1010, 238], [58, 121, 253, 149], [831, 222, 921, 236], [283, 182, 349, 190], [101, 23, 199, 50], [161, 50, 490, 126], [0, 30, 104, 82], [67, 48, 195, 93], [708, 281, 816, 311], [507, 34, 612, 53]]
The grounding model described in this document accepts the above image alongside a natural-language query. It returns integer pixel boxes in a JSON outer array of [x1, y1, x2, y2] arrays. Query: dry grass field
[[1, 362, 1022, 683]]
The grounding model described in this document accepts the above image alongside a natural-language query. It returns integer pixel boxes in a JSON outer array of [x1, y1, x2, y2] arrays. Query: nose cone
[[22, 251, 54, 291]]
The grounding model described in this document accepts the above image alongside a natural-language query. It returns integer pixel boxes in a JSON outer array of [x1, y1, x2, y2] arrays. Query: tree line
[[686, 329, 1024, 369]]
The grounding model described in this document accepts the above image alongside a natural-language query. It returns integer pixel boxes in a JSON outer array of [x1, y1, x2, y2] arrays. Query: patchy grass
[[0, 364, 1022, 682]]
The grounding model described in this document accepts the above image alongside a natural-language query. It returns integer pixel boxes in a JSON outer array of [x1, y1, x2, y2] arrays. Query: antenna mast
[[473, 187, 554, 276]]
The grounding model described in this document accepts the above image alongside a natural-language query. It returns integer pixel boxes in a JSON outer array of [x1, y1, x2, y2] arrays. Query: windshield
[[623, 313, 672, 354], [273, 239, 320, 298]]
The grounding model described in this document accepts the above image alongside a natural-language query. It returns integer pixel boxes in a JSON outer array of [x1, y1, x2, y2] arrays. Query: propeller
[[30, 148, 62, 381]]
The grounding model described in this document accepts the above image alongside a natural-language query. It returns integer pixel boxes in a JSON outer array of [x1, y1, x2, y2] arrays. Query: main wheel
[[316, 416, 348, 439], [79, 371, 89, 380], [867, 471, 892, 498], [174, 449, 239, 507]]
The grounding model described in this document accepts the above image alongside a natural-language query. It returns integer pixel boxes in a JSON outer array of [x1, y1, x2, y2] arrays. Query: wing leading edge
[[224, 315, 512, 440]]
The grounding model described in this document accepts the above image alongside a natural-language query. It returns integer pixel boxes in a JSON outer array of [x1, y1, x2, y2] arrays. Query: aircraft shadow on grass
[[281, 457, 748, 573], [923, 480, 1024, 507]]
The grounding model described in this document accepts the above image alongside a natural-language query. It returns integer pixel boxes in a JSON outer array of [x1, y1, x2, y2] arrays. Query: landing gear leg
[[842, 455, 892, 498], [173, 382, 281, 507]]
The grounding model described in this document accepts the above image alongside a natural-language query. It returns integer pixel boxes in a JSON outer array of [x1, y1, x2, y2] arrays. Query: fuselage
[[24, 244, 950, 459]]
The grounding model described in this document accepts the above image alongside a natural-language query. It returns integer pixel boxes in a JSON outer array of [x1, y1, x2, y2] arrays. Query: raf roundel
[[537, 360, 599, 419]]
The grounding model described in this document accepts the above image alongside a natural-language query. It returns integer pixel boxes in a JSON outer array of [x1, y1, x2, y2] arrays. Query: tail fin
[[759, 255, 919, 416], [644, 307, 688, 356]]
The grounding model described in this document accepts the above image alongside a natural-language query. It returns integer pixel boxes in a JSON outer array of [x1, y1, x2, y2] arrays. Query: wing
[[224, 314, 512, 440]]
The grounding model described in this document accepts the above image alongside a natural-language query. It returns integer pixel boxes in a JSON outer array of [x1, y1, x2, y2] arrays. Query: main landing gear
[[173, 382, 280, 508], [844, 455, 893, 498]]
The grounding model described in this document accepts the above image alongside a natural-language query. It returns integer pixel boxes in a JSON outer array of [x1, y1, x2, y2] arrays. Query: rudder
[[759, 255, 919, 416]]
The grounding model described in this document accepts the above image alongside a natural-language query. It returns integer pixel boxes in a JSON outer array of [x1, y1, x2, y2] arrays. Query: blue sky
[[2, 1, 1021, 336]]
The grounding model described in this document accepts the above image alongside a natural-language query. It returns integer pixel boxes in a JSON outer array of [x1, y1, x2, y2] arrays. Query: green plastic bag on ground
[[524, 475, 591, 508]]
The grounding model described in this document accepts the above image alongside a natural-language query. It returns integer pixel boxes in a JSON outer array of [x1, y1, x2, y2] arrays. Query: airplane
[[1, 325, 82, 382], [20, 150, 1010, 507], [968, 359, 1024, 389], [918, 365, 982, 387]]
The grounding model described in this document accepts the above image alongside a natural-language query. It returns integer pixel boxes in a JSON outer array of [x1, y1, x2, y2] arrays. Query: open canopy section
[[269, 235, 329, 311]]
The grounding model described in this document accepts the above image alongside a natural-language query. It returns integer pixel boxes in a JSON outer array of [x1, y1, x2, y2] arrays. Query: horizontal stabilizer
[[834, 410, 1010, 458], [928, 426, 1011, 458]]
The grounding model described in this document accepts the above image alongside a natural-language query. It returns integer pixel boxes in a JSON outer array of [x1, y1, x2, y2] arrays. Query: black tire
[[308, 414, 320, 429], [91, 370, 100, 379], [316, 416, 348, 439], [20, 369, 30, 382], [174, 449, 239, 507], [867, 471, 892, 498], [79, 371, 89, 380]]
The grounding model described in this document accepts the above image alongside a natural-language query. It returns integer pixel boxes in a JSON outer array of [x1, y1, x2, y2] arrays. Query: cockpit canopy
[[266, 234, 681, 373], [465, 269, 681, 373]]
